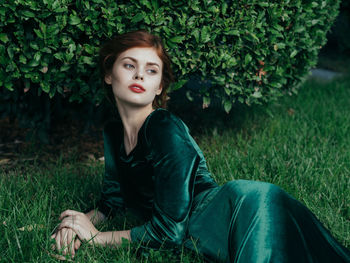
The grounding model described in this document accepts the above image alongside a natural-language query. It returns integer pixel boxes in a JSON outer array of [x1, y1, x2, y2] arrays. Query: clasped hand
[[51, 210, 99, 256]]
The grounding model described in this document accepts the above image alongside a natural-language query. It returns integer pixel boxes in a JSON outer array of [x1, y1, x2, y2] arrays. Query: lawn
[[1, 74, 350, 262]]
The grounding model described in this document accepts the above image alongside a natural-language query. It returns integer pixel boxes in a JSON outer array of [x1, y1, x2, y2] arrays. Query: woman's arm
[[94, 230, 131, 246], [130, 111, 199, 248], [58, 210, 131, 246]]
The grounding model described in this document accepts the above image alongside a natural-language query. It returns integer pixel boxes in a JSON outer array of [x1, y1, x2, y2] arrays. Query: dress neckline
[[120, 108, 164, 159]]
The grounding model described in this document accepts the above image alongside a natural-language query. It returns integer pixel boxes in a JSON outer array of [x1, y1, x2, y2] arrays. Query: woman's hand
[[51, 227, 81, 257], [58, 210, 100, 244]]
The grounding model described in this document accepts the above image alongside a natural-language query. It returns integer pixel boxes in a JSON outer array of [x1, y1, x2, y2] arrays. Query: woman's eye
[[124, 64, 134, 69], [147, 69, 157, 74]]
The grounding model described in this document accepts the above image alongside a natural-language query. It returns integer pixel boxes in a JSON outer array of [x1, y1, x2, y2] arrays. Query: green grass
[[1, 75, 350, 262]]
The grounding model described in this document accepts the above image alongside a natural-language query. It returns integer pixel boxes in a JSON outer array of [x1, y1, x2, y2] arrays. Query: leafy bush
[[0, 0, 340, 139]]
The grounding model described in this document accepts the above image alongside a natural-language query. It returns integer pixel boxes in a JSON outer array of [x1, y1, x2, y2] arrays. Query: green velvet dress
[[97, 108, 350, 263]]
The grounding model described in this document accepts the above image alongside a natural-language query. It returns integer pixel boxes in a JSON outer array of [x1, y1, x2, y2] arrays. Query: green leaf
[[33, 29, 43, 39], [192, 29, 200, 43], [19, 55, 27, 64], [244, 54, 252, 65], [0, 33, 9, 43], [84, 44, 95, 55], [224, 86, 231, 95], [34, 52, 41, 62], [151, 0, 159, 10], [49, 86, 56, 98], [41, 82, 50, 93], [0, 7, 6, 17], [131, 13, 144, 23], [7, 47, 14, 59], [77, 24, 84, 31], [224, 100, 232, 113], [40, 22, 47, 34], [171, 79, 187, 91], [5, 81, 14, 91], [221, 2, 228, 15], [248, 32, 259, 42], [28, 59, 40, 67], [47, 24, 59, 35], [252, 91, 262, 98], [55, 7, 67, 13], [30, 42, 39, 50], [140, 0, 152, 9], [225, 29, 239, 36], [22, 10, 35, 18], [275, 43, 286, 49], [201, 26, 211, 43], [54, 53, 64, 61], [294, 26, 305, 33], [258, 2, 269, 7], [290, 50, 298, 58], [42, 47, 51, 53], [169, 36, 185, 44], [186, 90, 193, 102], [82, 56, 93, 65], [60, 64, 71, 71], [227, 57, 237, 67], [84, 1, 90, 9], [65, 52, 74, 62], [166, 40, 177, 49], [69, 15, 81, 25], [311, 2, 319, 8]]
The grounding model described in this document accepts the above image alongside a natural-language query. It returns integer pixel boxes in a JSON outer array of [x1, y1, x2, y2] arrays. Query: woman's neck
[[116, 104, 154, 154]]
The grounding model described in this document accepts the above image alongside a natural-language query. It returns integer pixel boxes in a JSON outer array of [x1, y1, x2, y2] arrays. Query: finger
[[51, 233, 56, 239], [51, 243, 56, 251], [58, 220, 73, 231], [67, 229, 75, 256], [60, 228, 68, 255], [59, 222, 82, 241], [74, 238, 81, 250], [59, 210, 81, 220], [55, 230, 61, 252]]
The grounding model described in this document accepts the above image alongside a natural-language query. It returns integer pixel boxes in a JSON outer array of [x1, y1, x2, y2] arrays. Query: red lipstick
[[128, 83, 145, 93]]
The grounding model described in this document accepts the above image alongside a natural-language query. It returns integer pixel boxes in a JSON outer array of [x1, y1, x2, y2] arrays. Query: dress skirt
[[184, 180, 350, 263]]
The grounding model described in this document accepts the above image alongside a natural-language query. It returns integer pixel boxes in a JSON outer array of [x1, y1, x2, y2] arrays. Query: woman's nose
[[134, 71, 144, 80]]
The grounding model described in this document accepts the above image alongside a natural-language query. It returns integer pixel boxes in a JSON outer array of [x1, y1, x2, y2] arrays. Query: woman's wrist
[[94, 230, 131, 246]]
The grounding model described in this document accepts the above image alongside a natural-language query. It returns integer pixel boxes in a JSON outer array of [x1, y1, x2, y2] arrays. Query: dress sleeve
[[130, 111, 199, 248], [95, 122, 125, 218]]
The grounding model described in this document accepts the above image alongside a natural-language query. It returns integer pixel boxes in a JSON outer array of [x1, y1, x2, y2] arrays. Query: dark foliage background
[[325, 0, 350, 54]]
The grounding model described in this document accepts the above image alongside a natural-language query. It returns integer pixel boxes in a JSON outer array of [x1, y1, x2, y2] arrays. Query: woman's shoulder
[[145, 108, 187, 135], [143, 108, 192, 149]]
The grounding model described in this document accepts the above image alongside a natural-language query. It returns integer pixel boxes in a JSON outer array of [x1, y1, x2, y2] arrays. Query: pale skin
[[51, 47, 164, 256]]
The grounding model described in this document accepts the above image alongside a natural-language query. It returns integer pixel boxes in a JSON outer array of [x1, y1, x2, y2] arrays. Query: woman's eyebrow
[[121, 56, 160, 68]]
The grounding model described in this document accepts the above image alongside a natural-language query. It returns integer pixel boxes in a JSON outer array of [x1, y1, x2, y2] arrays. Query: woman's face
[[105, 47, 163, 109]]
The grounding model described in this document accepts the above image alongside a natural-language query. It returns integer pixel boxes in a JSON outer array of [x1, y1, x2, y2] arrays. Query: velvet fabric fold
[[185, 180, 350, 262], [96, 108, 350, 262]]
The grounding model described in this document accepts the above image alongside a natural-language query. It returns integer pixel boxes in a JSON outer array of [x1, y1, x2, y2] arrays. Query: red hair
[[99, 30, 174, 108]]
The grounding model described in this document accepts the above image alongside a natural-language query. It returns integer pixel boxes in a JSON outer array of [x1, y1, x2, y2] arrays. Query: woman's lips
[[128, 84, 145, 93]]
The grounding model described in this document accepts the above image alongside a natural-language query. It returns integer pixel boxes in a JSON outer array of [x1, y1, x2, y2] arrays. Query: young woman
[[52, 30, 350, 262]]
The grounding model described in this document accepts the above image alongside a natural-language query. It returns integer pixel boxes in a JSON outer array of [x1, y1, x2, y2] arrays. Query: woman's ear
[[156, 85, 162, 95], [104, 74, 112, 85]]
